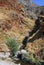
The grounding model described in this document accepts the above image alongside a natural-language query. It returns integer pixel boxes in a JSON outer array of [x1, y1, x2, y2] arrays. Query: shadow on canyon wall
[[22, 12, 44, 49]]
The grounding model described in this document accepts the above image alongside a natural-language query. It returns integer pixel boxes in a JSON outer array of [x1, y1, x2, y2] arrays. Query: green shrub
[[34, 59, 41, 65], [24, 54, 41, 65], [7, 39, 19, 56]]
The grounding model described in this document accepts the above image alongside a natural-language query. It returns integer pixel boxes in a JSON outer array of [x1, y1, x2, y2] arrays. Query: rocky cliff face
[[0, 0, 44, 63], [16, 0, 39, 19], [0, 0, 34, 43]]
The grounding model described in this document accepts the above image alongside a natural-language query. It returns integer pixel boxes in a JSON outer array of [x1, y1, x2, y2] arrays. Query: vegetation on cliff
[[7, 39, 19, 56]]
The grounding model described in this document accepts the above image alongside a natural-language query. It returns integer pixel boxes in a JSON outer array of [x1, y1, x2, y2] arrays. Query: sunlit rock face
[[0, 52, 10, 58], [17, 0, 32, 6], [0, 58, 21, 65], [17, 0, 38, 19]]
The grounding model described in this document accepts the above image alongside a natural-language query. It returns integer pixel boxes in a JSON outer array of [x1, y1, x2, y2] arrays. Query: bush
[[7, 39, 19, 56], [24, 54, 41, 65], [34, 59, 41, 65]]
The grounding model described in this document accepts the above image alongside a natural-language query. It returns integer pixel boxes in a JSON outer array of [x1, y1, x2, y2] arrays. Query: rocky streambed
[[0, 58, 21, 65], [0, 49, 30, 65]]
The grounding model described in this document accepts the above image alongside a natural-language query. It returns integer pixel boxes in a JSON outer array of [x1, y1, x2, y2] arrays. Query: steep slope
[[0, 0, 34, 44], [16, 0, 39, 19], [0, 0, 44, 62], [26, 38, 44, 60]]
